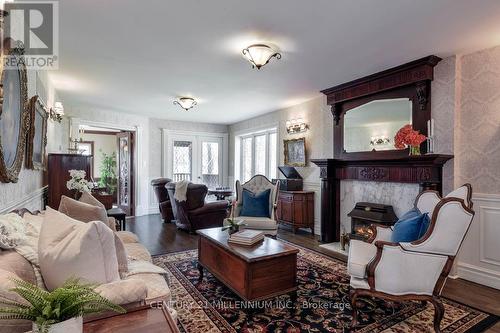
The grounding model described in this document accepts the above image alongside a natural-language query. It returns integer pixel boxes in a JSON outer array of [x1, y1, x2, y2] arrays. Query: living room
[[1, 1, 500, 332]]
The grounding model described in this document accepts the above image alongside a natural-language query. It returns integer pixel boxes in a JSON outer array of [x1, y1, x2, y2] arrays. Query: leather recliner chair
[[151, 178, 174, 223], [166, 182, 229, 232]]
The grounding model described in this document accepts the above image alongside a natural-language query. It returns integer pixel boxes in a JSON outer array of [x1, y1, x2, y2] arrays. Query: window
[[173, 141, 192, 181], [239, 129, 277, 182]]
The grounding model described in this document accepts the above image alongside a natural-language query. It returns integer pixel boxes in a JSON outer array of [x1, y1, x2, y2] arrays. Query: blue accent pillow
[[391, 208, 430, 243], [240, 189, 271, 218]]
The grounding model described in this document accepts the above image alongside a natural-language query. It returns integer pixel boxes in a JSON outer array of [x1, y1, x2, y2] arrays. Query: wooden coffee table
[[197, 228, 299, 301], [83, 305, 179, 333]]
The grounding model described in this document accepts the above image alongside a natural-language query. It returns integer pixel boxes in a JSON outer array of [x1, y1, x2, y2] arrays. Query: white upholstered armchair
[[233, 175, 280, 236], [347, 184, 474, 332]]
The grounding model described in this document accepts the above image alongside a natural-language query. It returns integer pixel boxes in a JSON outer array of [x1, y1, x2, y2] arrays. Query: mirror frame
[[321, 55, 441, 160], [0, 39, 29, 183]]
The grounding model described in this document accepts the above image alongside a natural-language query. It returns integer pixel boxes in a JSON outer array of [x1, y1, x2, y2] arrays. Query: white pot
[[32, 316, 83, 333]]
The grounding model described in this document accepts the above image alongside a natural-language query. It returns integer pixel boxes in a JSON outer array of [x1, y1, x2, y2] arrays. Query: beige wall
[[81, 133, 117, 178], [455, 45, 500, 193]]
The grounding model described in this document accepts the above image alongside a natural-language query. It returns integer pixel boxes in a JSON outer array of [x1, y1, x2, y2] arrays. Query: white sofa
[[0, 210, 173, 333]]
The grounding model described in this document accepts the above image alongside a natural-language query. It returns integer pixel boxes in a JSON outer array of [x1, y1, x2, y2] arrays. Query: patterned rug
[[153, 243, 498, 333]]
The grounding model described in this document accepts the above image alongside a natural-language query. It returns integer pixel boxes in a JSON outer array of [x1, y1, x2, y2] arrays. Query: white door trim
[[162, 129, 229, 186], [69, 117, 144, 215]]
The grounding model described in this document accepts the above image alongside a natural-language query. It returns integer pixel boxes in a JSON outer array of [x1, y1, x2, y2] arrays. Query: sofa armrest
[[95, 279, 148, 305]]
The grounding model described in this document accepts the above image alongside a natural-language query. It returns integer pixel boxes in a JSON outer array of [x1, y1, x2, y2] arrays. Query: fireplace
[[347, 202, 398, 240]]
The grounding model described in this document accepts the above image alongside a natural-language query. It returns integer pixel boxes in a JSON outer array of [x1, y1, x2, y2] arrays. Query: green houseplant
[[98, 151, 117, 195], [0, 278, 125, 333]]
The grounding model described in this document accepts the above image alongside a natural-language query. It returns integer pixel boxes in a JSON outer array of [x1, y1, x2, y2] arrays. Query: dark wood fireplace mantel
[[311, 154, 452, 243]]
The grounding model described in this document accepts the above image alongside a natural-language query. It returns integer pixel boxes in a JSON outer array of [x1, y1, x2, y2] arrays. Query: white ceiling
[[51, 0, 500, 124]]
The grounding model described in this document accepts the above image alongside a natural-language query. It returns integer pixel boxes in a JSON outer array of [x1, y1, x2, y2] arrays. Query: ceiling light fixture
[[242, 44, 281, 69], [173, 97, 197, 111]]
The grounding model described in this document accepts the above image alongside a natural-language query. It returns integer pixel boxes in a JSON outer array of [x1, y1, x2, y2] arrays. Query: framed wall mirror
[[26, 95, 48, 170], [344, 98, 412, 153], [0, 40, 29, 182]]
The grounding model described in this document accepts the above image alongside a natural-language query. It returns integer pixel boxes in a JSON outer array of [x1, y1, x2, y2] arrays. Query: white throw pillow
[[38, 207, 120, 291]]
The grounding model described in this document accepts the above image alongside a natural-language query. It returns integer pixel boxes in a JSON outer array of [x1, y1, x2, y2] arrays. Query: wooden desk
[[197, 227, 299, 301], [84, 305, 179, 333]]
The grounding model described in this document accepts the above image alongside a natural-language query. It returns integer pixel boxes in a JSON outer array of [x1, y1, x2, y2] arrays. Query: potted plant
[[98, 151, 117, 195], [66, 169, 93, 199], [222, 200, 246, 234], [0, 278, 125, 333]]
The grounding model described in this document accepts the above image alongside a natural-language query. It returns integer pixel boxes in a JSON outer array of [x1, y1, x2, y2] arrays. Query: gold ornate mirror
[[0, 40, 29, 183]]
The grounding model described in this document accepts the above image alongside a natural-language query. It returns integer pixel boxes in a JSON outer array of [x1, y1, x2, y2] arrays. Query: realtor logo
[[2, 1, 59, 69]]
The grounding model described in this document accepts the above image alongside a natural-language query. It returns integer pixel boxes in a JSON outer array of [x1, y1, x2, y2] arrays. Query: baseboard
[[0, 186, 47, 214], [147, 205, 160, 215], [456, 262, 500, 290]]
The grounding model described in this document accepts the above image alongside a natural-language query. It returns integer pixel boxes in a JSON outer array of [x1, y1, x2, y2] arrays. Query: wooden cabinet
[[277, 191, 315, 234], [47, 153, 93, 209]]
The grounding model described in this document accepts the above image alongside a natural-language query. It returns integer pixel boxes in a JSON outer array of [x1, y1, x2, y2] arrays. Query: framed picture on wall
[[26, 95, 48, 170], [284, 137, 306, 167]]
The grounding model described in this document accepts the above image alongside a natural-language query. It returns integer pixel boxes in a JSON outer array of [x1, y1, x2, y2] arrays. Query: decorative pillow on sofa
[[79, 191, 106, 209], [0, 213, 26, 249], [59, 195, 108, 225], [61, 194, 128, 275], [240, 189, 271, 218], [391, 207, 430, 243], [38, 207, 120, 291]]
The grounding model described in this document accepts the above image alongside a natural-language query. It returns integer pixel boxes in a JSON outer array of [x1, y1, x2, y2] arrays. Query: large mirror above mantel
[[344, 98, 412, 153]]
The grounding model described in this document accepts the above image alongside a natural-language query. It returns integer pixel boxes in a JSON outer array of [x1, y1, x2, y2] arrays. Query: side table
[[107, 208, 126, 231]]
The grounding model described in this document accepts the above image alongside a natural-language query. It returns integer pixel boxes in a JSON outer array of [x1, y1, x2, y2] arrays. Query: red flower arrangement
[[394, 124, 427, 154]]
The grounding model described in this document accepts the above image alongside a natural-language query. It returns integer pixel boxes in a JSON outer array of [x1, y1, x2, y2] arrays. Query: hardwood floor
[[126, 214, 500, 332]]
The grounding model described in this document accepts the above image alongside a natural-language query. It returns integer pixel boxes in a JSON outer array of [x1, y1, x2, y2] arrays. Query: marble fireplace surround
[[340, 180, 420, 236]]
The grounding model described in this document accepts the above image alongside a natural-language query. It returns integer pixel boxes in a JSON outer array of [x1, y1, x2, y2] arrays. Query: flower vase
[[73, 190, 82, 200], [409, 146, 421, 156], [228, 225, 239, 235]]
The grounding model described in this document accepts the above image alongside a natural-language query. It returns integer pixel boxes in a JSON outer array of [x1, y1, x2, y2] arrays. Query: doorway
[[163, 130, 228, 189], [77, 125, 136, 216]]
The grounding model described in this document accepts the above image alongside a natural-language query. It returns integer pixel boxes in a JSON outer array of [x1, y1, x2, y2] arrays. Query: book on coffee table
[[228, 229, 265, 246]]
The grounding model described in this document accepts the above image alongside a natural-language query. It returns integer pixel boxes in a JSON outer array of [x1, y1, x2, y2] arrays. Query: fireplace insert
[[348, 202, 398, 240]]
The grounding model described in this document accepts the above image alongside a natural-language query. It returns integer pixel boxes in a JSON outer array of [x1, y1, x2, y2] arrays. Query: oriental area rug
[[153, 243, 498, 333]]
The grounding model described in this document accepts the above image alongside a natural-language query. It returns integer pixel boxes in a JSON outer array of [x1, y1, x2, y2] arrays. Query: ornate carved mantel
[[312, 155, 452, 243], [313, 55, 451, 243]]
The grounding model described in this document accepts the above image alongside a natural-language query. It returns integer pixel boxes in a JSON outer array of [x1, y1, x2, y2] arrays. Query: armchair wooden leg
[[350, 290, 360, 328], [431, 296, 444, 333]]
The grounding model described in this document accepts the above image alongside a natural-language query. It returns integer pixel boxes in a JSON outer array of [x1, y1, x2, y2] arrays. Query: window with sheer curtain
[[239, 129, 277, 182]]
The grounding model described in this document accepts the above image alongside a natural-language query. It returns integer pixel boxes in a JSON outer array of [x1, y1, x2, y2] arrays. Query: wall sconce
[[370, 136, 390, 146], [48, 102, 64, 123], [286, 118, 308, 134]]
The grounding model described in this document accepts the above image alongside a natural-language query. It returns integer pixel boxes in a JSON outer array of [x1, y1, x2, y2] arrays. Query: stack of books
[[228, 229, 265, 246]]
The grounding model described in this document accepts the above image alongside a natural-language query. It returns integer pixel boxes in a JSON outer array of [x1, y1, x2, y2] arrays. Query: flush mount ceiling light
[[173, 97, 197, 111], [242, 44, 281, 69]]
